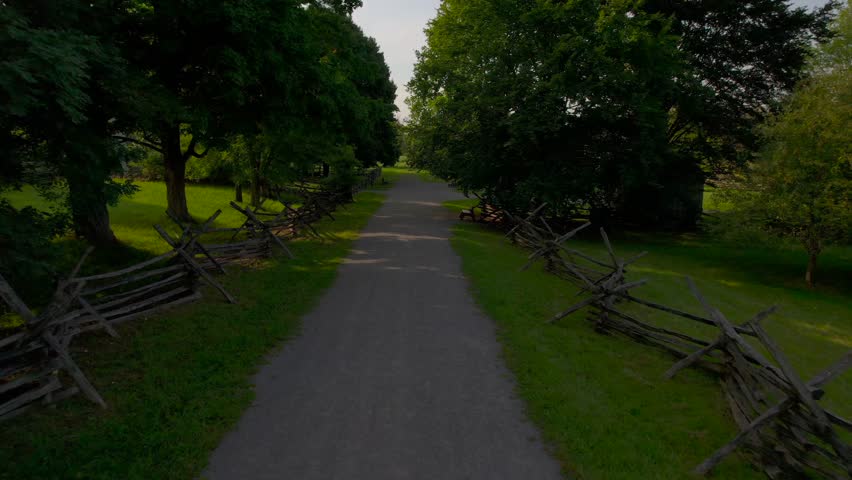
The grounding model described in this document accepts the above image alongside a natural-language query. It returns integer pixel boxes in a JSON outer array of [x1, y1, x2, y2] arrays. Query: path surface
[[204, 175, 562, 480]]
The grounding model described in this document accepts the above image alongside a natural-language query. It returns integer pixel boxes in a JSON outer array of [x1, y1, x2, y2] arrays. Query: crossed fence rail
[[492, 202, 850, 478], [0, 182, 359, 421]]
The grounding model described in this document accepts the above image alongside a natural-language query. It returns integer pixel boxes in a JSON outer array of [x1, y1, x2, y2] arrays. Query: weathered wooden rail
[[494, 203, 851, 479], [352, 166, 382, 194], [0, 182, 356, 421], [458, 192, 507, 226], [0, 226, 239, 421]]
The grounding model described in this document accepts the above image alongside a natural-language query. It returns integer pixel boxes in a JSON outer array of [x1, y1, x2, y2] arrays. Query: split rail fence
[[474, 201, 851, 479], [353, 166, 383, 194], [1, 183, 357, 421]]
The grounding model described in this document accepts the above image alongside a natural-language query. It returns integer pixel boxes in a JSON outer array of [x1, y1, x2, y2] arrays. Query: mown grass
[[443, 198, 851, 480], [2, 182, 280, 260], [374, 167, 405, 189], [703, 187, 732, 212], [381, 165, 443, 184], [0, 186, 387, 480]]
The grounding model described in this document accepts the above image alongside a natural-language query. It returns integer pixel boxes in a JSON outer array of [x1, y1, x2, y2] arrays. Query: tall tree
[[3, 0, 397, 239], [722, 2, 851, 287], [0, 1, 138, 244], [644, 0, 838, 175], [307, 5, 398, 169], [115, 0, 314, 220], [407, 0, 836, 227], [236, 3, 397, 197], [409, 0, 687, 222]]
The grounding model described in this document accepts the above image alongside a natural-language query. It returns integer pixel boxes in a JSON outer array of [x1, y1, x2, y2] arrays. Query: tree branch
[[113, 135, 163, 153], [667, 115, 689, 143], [181, 136, 199, 162], [180, 136, 211, 160]]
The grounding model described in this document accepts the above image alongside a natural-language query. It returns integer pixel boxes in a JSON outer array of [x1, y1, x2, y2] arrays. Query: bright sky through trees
[[353, 0, 441, 120]]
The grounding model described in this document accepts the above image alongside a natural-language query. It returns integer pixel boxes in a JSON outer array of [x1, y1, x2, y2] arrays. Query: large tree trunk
[[72, 202, 115, 245], [235, 183, 243, 203], [805, 252, 818, 288], [65, 171, 116, 245], [162, 124, 190, 221]]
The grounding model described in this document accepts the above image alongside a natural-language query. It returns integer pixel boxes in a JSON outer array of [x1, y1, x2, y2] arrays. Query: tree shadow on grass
[[607, 231, 852, 297]]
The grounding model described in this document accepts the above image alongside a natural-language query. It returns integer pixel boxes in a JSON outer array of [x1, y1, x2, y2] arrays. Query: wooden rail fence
[[353, 166, 382, 194], [496, 203, 851, 479], [0, 183, 356, 421]]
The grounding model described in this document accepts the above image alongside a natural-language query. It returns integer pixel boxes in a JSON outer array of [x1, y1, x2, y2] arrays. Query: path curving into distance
[[203, 174, 562, 480]]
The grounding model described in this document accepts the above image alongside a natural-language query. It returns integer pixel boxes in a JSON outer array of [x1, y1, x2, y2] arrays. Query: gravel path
[[203, 174, 562, 480]]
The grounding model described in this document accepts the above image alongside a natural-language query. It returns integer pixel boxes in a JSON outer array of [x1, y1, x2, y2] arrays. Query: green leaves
[[0, 8, 98, 124], [0, 199, 70, 304], [409, 0, 682, 219], [407, 0, 834, 227], [2, 0, 397, 241], [720, 3, 852, 284]]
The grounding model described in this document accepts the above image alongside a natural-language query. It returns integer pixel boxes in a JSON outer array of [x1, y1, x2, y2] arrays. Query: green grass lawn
[[375, 167, 405, 189], [0, 184, 387, 480], [703, 186, 732, 212], [2, 182, 294, 309], [3, 182, 281, 259], [443, 199, 851, 480], [380, 165, 444, 185]]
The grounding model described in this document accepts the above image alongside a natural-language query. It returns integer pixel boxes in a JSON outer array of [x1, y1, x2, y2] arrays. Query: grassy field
[[0, 183, 387, 480], [702, 187, 732, 212], [2, 182, 280, 259], [443, 198, 851, 480], [380, 165, 443, 185]]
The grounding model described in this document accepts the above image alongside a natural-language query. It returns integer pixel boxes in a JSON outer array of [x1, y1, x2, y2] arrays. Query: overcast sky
[[353, 0, 832, 121]]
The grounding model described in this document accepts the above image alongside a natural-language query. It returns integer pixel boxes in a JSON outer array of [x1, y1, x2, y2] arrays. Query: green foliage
[[300, 6, 399, 169], [185, 149, 236, 184], [323, 145, 360, 191], [407, 0, 835, 227], [645, 0, 838, 174], [0, 8, 95, 127], [1, 0, 398, 249], [811, 0, 852, 72], [0, 1, 147, 242], [315, 0, 363, 15], [1, 180, 293, 310], [129, 149, 166, 180], [720, 3, 851, 285], [159, 4, 401, 196], [108, 1, 397, 206], [0, 200, 69, 305]]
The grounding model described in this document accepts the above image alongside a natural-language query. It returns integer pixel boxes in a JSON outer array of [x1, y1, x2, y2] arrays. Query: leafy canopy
[[407, 0, 835, 227], [721, 3, 851, 285]]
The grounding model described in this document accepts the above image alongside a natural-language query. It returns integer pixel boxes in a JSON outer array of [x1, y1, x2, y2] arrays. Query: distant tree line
[[405, 0, 838, 229], [0, 0, 398, 246]]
